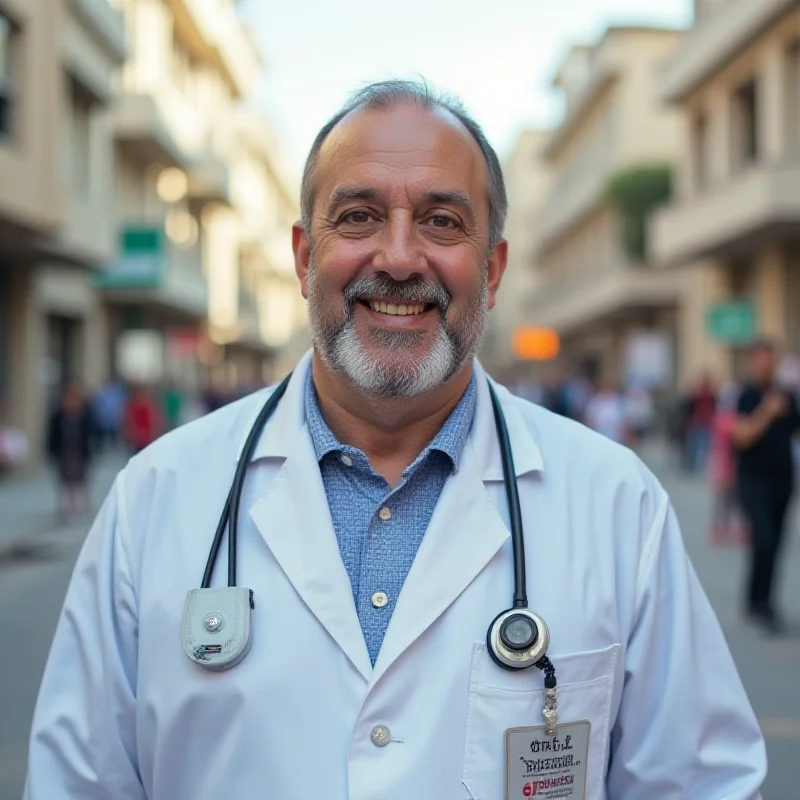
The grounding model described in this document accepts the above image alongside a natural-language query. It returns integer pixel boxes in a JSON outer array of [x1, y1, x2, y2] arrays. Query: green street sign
[[96, 226, 165, 288], [706, 301, 756, 344]]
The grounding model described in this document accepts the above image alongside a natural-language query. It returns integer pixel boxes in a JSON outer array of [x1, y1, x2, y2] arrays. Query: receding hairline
[[300, 80, 508, 250], [308, 100, 489, 215]]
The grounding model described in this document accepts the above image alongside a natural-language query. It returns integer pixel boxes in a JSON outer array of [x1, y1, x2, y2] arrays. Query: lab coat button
[[371, 591, 389, 608], [371, 725, 391, 747]]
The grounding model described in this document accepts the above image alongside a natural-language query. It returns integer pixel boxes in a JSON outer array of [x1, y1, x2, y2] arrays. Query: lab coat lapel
[[370, 443, 510, 685], [249, 430, 372, 682]]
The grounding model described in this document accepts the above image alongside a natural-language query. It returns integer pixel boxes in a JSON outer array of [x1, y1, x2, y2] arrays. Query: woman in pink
[[708, 384, 747, 545]]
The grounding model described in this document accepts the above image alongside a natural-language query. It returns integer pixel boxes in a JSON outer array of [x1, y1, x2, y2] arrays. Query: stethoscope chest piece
[[487, 608, 550, 670], [181, 586, 255, 671]]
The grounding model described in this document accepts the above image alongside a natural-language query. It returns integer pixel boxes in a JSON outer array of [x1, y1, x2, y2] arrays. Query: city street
[[0, 444, 798, 799]]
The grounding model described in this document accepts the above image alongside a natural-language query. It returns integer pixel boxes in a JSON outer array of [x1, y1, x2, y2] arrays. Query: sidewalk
[[0, 450, 128, 558], [638, 439, 800, 800]]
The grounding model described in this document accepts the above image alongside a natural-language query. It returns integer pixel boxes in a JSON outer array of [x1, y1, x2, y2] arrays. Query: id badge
[[505, 721, 590, 799]]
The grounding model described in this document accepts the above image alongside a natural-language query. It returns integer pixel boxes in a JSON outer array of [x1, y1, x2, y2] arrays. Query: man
[[733, 339, 800, 633], [26, 80, 765, 799]]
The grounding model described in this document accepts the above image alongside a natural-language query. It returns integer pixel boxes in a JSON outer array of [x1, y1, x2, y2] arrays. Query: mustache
[[343, 274, 451, 312]]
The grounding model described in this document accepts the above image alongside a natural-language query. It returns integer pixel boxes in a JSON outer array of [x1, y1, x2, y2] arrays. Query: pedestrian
[[160, 379, 185, 432], [25, 80, 765, 799], [91, 380, 127, 451], [46, 385, 94, 521], [732, 339, 800, 633], [687, 373, 717, 472], [708, 382, 747, 546], [123, 384, 164, 454]]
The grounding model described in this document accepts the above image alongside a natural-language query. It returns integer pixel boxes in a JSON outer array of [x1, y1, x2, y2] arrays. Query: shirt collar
[[304, 369, 477, 472], [237, 349, 544, 479]]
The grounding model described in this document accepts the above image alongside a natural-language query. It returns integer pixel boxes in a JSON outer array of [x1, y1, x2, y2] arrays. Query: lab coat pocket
[[462, 642, 619, 800]]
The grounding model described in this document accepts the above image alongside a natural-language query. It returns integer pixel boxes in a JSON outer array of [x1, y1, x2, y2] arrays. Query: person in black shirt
[[732, 340, 800, 633]]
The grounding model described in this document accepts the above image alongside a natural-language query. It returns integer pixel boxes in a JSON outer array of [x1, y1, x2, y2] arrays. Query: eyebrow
[[326, 187, 382, 216], [423, 190, 476, 221], [325, 186, 477, 221]]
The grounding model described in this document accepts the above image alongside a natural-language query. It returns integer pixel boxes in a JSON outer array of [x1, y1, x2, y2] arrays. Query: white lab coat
[[25, 352, 766, 799]]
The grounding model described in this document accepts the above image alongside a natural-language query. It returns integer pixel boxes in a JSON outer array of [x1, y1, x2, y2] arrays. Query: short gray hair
[[300, 79, 508, 249]]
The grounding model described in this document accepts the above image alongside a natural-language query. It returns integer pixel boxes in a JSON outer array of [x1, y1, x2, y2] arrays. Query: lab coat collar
[[470, 360, 545, 479], [245, 350, 545, 684], [241, 349, 545, 480]]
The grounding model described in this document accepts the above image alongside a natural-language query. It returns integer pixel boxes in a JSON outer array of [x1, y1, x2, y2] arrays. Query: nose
[[371, 212, 427, 280]]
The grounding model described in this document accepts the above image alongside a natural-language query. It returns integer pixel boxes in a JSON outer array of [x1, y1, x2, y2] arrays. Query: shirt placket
[[357, 478, 409, 664]]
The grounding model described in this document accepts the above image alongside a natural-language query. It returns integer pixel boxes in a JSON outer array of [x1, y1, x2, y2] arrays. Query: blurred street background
[[1, 0, 800, 797]]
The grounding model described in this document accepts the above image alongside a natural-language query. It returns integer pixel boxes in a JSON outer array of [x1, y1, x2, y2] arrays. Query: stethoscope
[[181, 372, 558, 728]]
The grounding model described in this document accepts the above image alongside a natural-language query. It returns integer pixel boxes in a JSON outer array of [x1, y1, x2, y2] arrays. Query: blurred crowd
[[0, 377, 261, 521], [503, 371, 660, 447], [506, 343, 800, 634]]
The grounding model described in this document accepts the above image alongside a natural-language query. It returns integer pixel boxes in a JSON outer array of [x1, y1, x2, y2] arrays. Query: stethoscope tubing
[[201, 375, 291, 588], [202, 375, 526, 612]]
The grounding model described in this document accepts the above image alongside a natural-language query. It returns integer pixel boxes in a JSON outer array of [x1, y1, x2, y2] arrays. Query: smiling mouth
[[361, 300, 432, 316]]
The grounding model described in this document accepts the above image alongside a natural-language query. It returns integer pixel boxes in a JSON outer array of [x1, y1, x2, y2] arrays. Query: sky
[[239, 0, 693, 182]]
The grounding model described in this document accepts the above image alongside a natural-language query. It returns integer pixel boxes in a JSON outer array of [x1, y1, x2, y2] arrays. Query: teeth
[[368, 301, 426, 316]]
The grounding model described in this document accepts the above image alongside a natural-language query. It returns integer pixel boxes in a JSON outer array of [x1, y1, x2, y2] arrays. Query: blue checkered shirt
[[304, 371, 477, 666]]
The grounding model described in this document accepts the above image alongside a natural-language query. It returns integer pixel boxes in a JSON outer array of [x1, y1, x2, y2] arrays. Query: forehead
[[314, 103, 489, 210]]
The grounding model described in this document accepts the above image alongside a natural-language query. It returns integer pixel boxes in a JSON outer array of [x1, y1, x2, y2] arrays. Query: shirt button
[[341, 455, 353, 467], [371, 591, 389, 608], [379, 506, 392, 521], [371, 724, 391, 747]]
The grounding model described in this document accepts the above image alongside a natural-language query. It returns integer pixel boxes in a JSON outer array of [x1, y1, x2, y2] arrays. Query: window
[[0, 11, 17, 140], [69, 77, 94, 195], [692, 112, 709, 190], [791, 41, 800, 150], [733, 79, 759, 168]]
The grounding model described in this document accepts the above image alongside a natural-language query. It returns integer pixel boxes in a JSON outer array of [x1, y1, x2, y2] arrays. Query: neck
[[311, 353, 473, 485]]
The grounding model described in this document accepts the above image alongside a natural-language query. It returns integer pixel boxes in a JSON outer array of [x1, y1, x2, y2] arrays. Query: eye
[[341, 210, 374, 225], [427, 215, 458, 229]]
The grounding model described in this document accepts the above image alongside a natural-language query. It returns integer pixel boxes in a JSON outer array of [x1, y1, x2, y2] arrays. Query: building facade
[[530, 27, 690, 394], [652, 0, 800, 383], [0, 0, 126, 461], [231, 113, 308, 385], [102, 0, 263, 391], [481, 129, 551, 376], [1, 0, 306, 471]]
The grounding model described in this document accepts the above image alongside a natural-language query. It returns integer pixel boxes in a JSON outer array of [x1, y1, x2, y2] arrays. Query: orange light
[[511, 326, 560, 361]]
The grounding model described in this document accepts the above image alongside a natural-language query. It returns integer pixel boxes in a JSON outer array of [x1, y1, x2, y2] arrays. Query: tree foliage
[[604, 164, 673, 261]]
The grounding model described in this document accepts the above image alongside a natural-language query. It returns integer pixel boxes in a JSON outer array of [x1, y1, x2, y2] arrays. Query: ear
[[486, 238, 508, 311], [292, 222, 312, 299]]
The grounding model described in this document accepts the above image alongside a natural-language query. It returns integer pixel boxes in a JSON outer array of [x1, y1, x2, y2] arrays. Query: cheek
[[314, 251, 364, 295]]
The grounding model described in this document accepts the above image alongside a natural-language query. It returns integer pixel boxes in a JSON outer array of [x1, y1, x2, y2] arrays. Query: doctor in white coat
[[26, 80, 766, 799]]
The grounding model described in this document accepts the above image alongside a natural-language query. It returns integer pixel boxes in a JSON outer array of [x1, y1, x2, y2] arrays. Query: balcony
[[660, 0, 795, 102], [70, 0, 127, 64], [188, 154, 231, 206], [169, 0, 261, 98], [651, 161, 800, 266], [528, 265, 681, 335], [113, 93, 193, 167], [542, 68, 618, 159], [533, 170, 607, 257]]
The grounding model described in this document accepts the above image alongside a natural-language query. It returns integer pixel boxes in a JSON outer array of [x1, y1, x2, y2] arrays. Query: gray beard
[[306, 259, 489, 398]]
